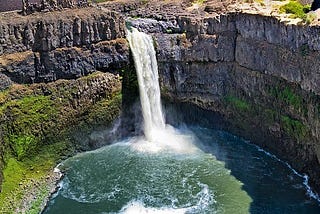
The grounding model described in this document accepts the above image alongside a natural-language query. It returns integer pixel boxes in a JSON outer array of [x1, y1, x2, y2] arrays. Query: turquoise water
[[43, 126, 320, 214]]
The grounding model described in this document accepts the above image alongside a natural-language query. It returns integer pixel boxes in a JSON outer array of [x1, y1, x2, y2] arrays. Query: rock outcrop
[[0, 7, 129, 84]]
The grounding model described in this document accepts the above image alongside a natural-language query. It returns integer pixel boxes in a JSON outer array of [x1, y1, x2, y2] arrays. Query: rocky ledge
[[0, 7, 128, 84]]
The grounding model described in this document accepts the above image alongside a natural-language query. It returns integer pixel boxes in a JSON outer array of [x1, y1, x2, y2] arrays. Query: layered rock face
[[0, 6, 128, 195], [129, 12, 320, 193], [0, 7, 129, 84]]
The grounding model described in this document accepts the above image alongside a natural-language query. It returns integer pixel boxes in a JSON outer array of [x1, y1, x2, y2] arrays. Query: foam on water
[[59, 176, 123, 204], [245, 140, 320, 203], [255, 148, 320, 202], [129, 125, 199, 154], [119, 200, 188, 214], [119, 181, 216, 214]]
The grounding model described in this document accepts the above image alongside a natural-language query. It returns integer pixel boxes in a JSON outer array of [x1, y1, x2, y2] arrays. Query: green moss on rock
[[0, 140, 69, 213], [281, 115, 308, 141], [223, 91, 310, 143], [2, 95, 58, 160], [224, 95, 251, 111], [269, 86, 304, 111], [0, 71, 122, 213]]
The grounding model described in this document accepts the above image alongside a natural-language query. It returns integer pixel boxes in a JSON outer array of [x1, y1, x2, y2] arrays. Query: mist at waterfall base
[[43, 29, 320, 213]]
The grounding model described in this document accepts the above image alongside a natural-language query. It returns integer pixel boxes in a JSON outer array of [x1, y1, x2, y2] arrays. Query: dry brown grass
[[0, 51, 33, 67]]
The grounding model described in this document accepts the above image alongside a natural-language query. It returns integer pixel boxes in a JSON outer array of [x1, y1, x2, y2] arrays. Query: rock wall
[[0, 8, 125, 55], [0, 7, 129, 84], [130, 13, 320, 194], [0, 7, 127, 198], [235, 14, 320, 95]]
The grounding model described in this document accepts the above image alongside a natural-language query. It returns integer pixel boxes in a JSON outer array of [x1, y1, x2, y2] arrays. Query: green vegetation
[[121, 65, 139, 106], [0, 71, 122, 213], [254, 0, 265, 6], [305, 13, 316, 24], [161, 86, 170, 96], [1, 96, 58, 160], [192, 0, 206, 6], [82, 92, 122, 126], [223, 91, 309, 142], [263, 108, 279, 125], [225, 95, 250, 111], [281, 115, 308, 140], [0, 140, 74, 213], [269, 86, 304, 112], [27, 186, 50, 214], [280, 0, 311, 21], [166, 29, 173, 34], [278, 87, 302, 107]]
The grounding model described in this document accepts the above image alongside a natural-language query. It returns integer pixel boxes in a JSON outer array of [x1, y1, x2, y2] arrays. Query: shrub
[[280, 0, 311, 20]]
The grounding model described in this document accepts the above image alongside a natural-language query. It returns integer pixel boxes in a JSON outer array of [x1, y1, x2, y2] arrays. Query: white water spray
[[127, 28, 198, 154], [127, 28, 166, 142]]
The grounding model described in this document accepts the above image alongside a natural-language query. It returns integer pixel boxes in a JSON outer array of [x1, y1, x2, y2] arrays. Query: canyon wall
[[1, 3, 320, 196], [0, 7, 129, 85], [137, 13, 320, 193], [0, 7, 128, 200]]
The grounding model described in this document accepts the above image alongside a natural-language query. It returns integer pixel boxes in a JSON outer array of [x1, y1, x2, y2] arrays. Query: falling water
[[127, 28, 165, 142]]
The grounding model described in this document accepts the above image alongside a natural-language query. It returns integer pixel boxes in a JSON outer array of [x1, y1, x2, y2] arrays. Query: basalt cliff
[[1, 0, 320, 211]]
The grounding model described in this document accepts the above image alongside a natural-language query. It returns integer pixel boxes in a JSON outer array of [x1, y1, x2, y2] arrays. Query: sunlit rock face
[[0, 7, 129, 83]]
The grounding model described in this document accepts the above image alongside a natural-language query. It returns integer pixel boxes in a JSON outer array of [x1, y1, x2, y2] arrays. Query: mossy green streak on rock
[[224, 95, 251, 111], [121, 64, 139, 106], [223, 92, 310, 142], [2, 96, 58, 160], [262, 108, 280, 126], [0, 141, 72, 213], [0, 71, 122, 213], [27, 186, 50, 214], [269, 85, 304, 112], [281, 115, 308, 141], [86, 92, 122, 125]]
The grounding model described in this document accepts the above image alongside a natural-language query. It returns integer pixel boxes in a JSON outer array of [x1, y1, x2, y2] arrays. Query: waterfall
[[127, 28, 165, 142], [127, 28, 196, 154]]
